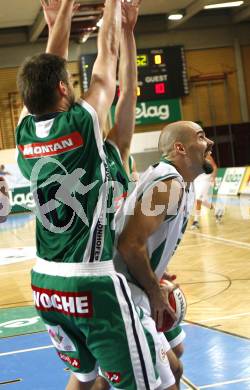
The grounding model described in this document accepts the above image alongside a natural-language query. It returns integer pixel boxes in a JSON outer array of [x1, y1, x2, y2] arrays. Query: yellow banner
[[240, 166, 250, 194]]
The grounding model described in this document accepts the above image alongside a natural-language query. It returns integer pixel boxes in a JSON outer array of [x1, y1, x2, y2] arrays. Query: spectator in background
[[0, 164, 11, 176], [0, 176, 10, 222], [191, 154, 223, 229]]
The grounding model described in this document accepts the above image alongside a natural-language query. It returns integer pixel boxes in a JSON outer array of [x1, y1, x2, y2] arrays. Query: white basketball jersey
[[114, 159, 195, 283]]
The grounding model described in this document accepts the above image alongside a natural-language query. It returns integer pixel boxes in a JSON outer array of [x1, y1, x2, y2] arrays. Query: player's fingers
[[156, 309, 165, 331], [40, 0, 47, 8], [134, 0, 142, 7], [73, 3, 80, 13], [165, 301, 177, 319]]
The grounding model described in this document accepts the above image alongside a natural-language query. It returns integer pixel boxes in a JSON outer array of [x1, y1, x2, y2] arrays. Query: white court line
[[179, 243, 205, 249], [181, 375, 200, 389], [0, 345, 53, 357], [187, 231, 250, 249], [197, 312, 250, 323], [199, 377, 250, 388]]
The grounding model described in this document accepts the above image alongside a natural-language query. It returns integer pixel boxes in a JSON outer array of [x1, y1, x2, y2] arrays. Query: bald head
[[158, 121, 202, 157]]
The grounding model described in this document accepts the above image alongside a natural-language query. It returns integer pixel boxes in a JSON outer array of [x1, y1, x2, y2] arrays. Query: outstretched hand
[[41, 0, 80, 30], [121, 0, 142, 30], [41, 0, 61, 30]]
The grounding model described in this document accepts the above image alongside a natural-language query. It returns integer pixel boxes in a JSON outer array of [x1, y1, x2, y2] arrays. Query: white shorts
[[194, 173, 213, 202], [129, 283, 176, 389]]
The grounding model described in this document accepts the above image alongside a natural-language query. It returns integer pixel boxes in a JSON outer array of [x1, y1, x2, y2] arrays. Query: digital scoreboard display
[[80, 46, 189, 103]]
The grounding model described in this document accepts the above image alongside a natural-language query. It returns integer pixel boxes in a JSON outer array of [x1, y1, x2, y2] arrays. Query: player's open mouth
[[204, 150, 212, 158]]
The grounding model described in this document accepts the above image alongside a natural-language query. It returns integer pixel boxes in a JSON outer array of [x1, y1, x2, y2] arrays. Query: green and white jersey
[[114, 159, 195, 282], [16, 100, 114, 263], [104, 139, 135, 213]]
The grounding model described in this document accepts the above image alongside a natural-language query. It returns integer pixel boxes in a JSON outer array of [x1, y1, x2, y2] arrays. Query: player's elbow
[[117, 235, 143, 264]]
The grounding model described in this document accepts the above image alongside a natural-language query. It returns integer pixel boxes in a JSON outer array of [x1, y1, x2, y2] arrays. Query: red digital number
[[155, 83, 165, 94]]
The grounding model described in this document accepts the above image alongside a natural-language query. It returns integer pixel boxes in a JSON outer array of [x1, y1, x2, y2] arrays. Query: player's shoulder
[[74, 99, 98, 120], [16, 114, 34, 142], [143, 159, 182, 185]]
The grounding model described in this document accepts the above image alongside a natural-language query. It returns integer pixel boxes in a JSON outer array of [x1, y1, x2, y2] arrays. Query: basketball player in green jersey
[[64, 1, 176, 389], [15, 1, 163, 389]]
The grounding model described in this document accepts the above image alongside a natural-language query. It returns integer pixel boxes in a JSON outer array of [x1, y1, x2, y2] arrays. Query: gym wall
[[0, 45, 249, 154]]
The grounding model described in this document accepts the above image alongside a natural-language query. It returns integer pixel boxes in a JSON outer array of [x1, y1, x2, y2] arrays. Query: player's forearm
[[119, 29, 137, 95], [86, 0, 121, 128], [46, 0, 74, 59], [112, 29, 137, 156], [97, 0, 122, 73], [118, 239, 160, 297]]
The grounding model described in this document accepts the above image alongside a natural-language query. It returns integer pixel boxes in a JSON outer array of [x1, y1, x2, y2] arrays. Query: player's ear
[[58, 81, 68, 97], [174, 142, 186, 155]]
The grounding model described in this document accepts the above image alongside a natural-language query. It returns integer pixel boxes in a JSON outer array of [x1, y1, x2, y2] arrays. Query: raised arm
[[45, 0, 76, 59], [117, 179, 182, 331], [41, 0, 79, 59], [107, 1, 140, 172], [18, 0, 77, 124], [84, 0, 122, 131]]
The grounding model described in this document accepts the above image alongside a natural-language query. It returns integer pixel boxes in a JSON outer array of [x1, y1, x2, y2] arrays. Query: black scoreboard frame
[[80, 45, 189, 103]]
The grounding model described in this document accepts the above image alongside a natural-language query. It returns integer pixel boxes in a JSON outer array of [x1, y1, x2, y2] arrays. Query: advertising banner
[[110, 98, 181, 126], [213, 168, 226, 195], [218, 167, 246, 195], [239, 166, 250, 195], [0, 163, 33, 213]]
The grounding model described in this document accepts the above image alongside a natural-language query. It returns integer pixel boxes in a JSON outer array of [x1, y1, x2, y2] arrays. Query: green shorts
[[165, 325, 185, 348], [32, 259, 160, 389]]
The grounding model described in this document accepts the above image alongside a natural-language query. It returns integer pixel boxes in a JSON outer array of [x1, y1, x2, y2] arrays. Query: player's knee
[[167, 350, 183, 384], [91, 376, 110, 390], [174, 358, 183, 381], [172, 342, 184, 358], [66, 374, 96, 390]]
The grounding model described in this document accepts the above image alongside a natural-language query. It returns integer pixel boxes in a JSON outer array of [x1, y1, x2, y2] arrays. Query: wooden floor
[[1, 196, 250, 339]]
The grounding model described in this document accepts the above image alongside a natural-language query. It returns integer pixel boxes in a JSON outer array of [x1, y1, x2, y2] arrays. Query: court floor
[[1, 319, 249, 389], [0, 195, 250, 389]]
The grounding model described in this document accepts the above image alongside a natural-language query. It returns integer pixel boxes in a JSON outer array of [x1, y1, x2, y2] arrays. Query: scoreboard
[[80, 46, 189, 103]]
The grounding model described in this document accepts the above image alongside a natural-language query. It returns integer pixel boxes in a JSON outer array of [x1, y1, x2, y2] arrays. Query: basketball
[[160, 280, 187, 331]]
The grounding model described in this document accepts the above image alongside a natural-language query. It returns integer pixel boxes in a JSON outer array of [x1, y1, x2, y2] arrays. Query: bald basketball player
[[115, 121, 214, 317], [111, 121, 214, 389], [91, 122, 214, 390]]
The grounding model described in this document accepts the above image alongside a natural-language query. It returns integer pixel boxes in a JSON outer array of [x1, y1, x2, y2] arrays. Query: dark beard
[[203, 159, 214, 174]]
